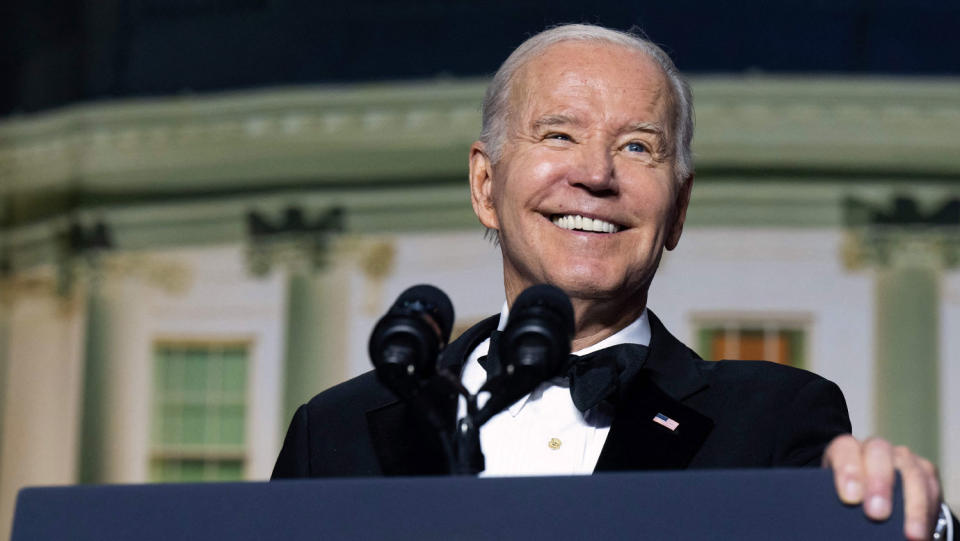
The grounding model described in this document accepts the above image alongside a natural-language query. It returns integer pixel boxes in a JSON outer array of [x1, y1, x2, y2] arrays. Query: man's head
[[479, 24, 694, 185], [468, 24, 695, 339]]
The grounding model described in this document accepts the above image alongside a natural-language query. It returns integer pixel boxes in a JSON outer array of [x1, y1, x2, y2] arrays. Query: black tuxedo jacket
[[273, 311, 852, 478]]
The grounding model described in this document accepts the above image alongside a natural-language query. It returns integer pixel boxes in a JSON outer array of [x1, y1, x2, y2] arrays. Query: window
[[695, 317, 807, 368], [150, 342, 249, 482]]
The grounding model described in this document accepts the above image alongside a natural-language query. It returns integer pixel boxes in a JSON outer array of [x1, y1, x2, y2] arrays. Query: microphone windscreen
[[511, 284, 574, 336], [392, 284, 455, 343]]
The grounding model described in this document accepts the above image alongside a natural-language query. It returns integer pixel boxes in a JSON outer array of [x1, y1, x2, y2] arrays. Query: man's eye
[[624, 142, 648, 153], [546, 133, 572, 142]]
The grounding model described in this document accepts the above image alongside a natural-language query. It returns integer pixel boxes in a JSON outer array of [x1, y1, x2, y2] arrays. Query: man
[[274, 24, 954, 539]]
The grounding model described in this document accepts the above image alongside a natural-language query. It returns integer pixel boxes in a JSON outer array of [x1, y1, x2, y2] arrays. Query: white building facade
[[1, 76, 958, 535]]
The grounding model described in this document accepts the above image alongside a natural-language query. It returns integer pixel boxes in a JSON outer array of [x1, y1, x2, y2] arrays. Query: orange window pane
[[711, 331, 792, 365]]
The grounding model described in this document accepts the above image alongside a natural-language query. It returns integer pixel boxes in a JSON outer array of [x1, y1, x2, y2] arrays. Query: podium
[[11, 469, 903, 540]]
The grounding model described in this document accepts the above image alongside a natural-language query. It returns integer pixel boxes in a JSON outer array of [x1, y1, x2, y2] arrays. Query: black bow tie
[[478, 331, 650, 412]]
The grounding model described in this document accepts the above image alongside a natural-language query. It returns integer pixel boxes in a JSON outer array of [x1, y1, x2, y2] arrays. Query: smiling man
[[469, 36, 690, 352], [274, 24, 955, 540]]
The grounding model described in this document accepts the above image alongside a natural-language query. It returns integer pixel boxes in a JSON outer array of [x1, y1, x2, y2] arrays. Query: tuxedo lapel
[[437, 315, 500, 373], [643, 311, 711, 402], [366, 399, 448, 476], [365, 315, 500, 475], [595, 311, 714, 471], [594, 373, 714, 471]]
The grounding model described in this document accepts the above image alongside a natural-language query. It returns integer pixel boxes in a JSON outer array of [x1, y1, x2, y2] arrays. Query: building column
[[76, 254, 175, 484], [844, 196, 959, 464], [281, 271, 322, 423], [77, 266, 151, 484], [77, 272, 110, 484], [0, 269, 87, 536], [280, 259, 352, 424], [277, 236, 397, 426], [245, 206, 355, 432], [873, 238, 943, 461]]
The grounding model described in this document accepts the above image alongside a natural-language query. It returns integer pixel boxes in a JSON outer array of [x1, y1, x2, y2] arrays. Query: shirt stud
[[548, 437, 562, 450]]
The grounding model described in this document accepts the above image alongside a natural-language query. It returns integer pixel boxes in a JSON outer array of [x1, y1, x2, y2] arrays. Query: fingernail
[[866, 495, 891, 518], [906, 519, 927, 539], [843, 480, 863, 502]]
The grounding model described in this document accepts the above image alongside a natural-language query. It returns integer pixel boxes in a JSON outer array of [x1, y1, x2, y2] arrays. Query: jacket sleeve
[[271, 404, 311, 479], [773, 376, 852, 467]]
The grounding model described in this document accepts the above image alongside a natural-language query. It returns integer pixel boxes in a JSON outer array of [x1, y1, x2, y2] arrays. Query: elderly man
[[273, 24, 954, 539]]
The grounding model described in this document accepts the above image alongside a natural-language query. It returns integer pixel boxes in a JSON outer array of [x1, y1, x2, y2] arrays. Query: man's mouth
[[550, 214, 622, 233]]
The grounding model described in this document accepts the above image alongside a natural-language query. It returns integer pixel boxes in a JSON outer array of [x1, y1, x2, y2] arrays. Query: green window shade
[[150, 342, 249, 482]]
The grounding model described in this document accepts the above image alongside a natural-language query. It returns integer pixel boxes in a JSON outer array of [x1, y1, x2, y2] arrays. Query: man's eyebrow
[[532, 114, 583, 130], [624, 121, 666, 136]]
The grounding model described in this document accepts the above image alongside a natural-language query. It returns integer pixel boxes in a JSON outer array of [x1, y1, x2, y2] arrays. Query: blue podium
[[11, 469, 903, 540]]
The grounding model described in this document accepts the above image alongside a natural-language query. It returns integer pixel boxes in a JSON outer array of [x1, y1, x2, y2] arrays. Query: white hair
[[479, 24, 694, 184]]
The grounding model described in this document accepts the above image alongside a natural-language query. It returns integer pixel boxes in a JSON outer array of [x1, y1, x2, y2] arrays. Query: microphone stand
[[426, 368, 488, 476], [413, 364, 544, 476]]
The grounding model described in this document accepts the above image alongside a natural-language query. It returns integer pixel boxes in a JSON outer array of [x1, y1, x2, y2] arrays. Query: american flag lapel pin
[[653, 412, 679, 431]]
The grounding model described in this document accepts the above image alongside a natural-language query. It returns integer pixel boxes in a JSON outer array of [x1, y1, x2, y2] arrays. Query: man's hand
[[824, 435, 942, 540]]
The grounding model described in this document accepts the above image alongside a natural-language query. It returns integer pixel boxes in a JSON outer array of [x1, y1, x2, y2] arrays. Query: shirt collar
[[492, 302, 651, 416]]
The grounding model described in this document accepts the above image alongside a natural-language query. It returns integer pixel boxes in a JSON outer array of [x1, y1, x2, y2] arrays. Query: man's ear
[[665, 174, 693, 251], [468, 141, 500, 231]]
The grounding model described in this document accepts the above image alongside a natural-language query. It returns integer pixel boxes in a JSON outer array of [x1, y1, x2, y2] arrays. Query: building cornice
[[1, 76, 958, 272], [2, 76, 958, 206]]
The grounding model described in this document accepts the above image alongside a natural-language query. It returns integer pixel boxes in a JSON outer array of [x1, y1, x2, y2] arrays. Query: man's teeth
[[551, 214, 620, 233]]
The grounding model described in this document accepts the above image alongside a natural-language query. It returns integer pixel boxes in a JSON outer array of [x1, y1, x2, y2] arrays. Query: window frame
[[149, 338, 252, 482]]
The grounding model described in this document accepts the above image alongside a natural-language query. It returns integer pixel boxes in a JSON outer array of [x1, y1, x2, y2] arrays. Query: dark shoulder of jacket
[[706, 359, 828, 382], [698, 359, 847, 408], [302, 370, 398, 417]]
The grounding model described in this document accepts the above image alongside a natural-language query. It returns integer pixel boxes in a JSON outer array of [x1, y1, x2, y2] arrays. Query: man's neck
[[568, 294, 647, 351], [502, 279, 648, 351]]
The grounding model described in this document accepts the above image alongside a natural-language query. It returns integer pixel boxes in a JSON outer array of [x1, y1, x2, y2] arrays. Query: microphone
[[477, 284, 574, 423], [369, 284, 455, 399]]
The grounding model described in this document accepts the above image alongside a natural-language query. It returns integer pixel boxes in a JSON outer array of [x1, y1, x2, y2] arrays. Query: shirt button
[[548, 437, 562, 450]]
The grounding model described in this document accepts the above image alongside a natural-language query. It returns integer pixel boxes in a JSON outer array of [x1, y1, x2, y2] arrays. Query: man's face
[[470, 41, 692, 305]]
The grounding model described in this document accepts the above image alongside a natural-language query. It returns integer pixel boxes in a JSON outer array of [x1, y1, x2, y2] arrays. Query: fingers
[[824, 435, 944, 540], [917, 457, 942, 505], [861, 437, 896, 520], [823, 436, 896, 520], [824, 434, 865, 504], [894, 446, 940, 541]]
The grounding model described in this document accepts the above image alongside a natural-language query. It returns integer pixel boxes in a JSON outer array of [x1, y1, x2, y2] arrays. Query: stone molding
[[843, 227, 960, 271], [0, 80, 486, 201], [1, 76, 959, 273], [1, 76, 958, 202], [692, 76, 960, 174], [842, 195, 960, 270]]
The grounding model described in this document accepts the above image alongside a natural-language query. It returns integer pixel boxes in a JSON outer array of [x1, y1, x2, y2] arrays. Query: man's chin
[[504, 264, 649, 305], [542, 274, 640, 302]]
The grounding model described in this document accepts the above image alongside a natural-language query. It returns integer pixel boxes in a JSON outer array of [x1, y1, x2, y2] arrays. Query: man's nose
[[569, 142, 617, 195]]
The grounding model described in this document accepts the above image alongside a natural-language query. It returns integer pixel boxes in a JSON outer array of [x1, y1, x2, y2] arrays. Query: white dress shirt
[[457, 303, 651, 477]]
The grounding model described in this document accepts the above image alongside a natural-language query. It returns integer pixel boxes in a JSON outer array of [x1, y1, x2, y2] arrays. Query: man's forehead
[[515, 40, 665, 87], [509, 41, 671, 128]]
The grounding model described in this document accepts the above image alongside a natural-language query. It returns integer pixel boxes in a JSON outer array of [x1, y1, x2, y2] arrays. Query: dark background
[[2, 0, 958, 117]]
